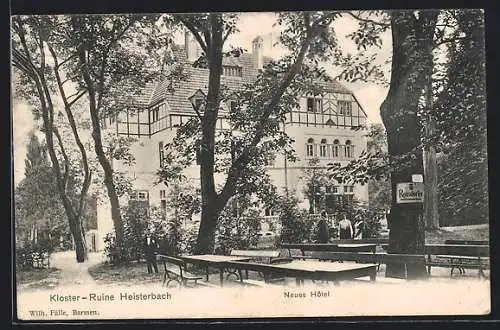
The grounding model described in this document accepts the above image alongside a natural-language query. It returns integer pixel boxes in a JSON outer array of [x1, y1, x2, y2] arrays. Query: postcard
[[12, 9, 490, 321]]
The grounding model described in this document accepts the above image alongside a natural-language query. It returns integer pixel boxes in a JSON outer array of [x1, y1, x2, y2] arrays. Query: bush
[[214, 200, 261, 255], [16, 239, 54, 270], [277, 196, 314, 244]]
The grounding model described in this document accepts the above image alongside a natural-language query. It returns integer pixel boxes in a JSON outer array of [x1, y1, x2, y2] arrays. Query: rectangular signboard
[[396, 182, 424, 204]]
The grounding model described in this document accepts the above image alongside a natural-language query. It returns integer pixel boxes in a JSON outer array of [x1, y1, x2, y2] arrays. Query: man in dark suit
[[316, 210, 330, 243], [143, 231, 159, 274]]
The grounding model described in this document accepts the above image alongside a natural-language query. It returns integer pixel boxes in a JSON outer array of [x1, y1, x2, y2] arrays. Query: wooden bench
[[425, 244, 490, 278], [292, 251, 428, 281], [158, 255, 203, 288]]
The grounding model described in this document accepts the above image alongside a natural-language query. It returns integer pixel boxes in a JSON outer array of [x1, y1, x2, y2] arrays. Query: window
[[189, 90, 206, 112], [222, 65, 242, 77], [264, 207, 276, 217], [194, 98, 203, 110], [138, 191, 148, 200], [150, 106, 160, 122], [320, 139, 327, 157], [160, 190, 166, 200], [344, 185, 354, 194], [307, 97, 322, 113], [306, 138, 315, 157], [159, 141, 165, 167], [338, 100, 352, 116], [129, 190, 138, 200], [345, 140, 353, 158], [130, 190, 149, 201], [229, 101, 238, 112], [333, 139, 340, 157]]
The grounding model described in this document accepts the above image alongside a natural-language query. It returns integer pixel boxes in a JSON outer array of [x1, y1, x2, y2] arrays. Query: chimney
[[252, 36, 264, 70], [185, 31, 202, 63]]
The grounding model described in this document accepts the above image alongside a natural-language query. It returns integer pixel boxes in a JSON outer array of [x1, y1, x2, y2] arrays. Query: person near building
[[316, 210, 330, 243], [338, 214, 354, 239], [143, 228, 159, 274], [354, 220, 365, 240]]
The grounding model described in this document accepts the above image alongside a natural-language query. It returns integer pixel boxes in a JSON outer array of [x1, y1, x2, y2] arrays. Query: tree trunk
[[67, 212, 88, 262], [423, 45, 439, 230], [381, 11, 438, 279], [76, 43, 125, 246], [194, 14, 224, 254], [423, 121, 439, 229]]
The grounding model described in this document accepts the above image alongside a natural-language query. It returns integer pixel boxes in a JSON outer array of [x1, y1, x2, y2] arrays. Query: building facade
[[94, 33, 369, 250]]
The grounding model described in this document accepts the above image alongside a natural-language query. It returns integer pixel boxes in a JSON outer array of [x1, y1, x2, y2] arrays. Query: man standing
[[338, 214, 354, 240], [316, 210, 330, 243], [144, 230, 159, 274]]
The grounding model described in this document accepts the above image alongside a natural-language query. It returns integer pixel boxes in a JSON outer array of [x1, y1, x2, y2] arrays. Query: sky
[[12, 12, 392, 186]]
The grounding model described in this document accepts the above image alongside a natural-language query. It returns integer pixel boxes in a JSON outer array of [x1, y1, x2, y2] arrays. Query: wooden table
[[180, 254, 252, 286], [222, 259, 378, 286], [277, 260, 378, 284]]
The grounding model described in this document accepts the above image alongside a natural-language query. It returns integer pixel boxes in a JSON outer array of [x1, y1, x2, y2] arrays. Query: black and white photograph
[[11, 9, 490, 320]]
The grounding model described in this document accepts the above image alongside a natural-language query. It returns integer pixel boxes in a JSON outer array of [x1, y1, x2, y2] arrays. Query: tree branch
[[48, 43, 93, 217], [52, 126, 70, 190], [218, 12, 316, 203], [434, 36, 467, 47], [175, 15, 208, 53], [346, 11, 390, 27]]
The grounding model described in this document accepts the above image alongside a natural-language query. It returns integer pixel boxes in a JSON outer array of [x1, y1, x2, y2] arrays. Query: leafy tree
[[433, 10, 487, 226], [12, 16, 93, 262], [366, 123, 391, 212], [159, 12, 350, 253], [12, 15, 169, 258], [15, 133, 96, 254], [276, 195, 313, 244]]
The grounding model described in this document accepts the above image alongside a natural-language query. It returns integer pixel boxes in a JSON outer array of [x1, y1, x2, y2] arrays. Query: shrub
[[277, 195, 314, 244], [214, 200, 261, 255], [16, 238, 54, 270]]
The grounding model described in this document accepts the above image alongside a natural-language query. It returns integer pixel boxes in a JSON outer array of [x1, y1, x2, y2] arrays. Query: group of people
[[316, 210, 363, 243]]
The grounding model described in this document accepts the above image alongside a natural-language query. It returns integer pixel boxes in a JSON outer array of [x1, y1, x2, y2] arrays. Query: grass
[[425, 225, 489, 244], [88, 261, 166, 286], [16, 267, 61, 288]]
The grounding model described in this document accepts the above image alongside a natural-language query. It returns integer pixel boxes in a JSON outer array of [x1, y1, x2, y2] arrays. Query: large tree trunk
[[195, 14, 224, 254], [423, 118, 439, 229], [381, 10, 438, 279], [76, 43, 125, 246], [423, 47, 439, 230]]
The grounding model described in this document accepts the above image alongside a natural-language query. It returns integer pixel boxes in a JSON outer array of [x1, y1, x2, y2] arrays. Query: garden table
[[179, 254, 252, 286], [222, 259, 378, 286]]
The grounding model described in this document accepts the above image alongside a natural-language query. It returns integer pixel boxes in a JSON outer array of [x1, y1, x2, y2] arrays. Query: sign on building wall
[[396, 182, 424, 204]]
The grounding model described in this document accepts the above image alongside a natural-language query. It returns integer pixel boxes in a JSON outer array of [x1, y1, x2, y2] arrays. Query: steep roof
[[141, 46, 355, 113]]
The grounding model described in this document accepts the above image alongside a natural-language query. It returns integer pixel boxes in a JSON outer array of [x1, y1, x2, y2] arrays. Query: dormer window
[[307, 97, 323, 113], [222, 65, 242, 77], [338, 100, 352, 116], [189, 89, 206, 112], [150, 106, 160, 122]]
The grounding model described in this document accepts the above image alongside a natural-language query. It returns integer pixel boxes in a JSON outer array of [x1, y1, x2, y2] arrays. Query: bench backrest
[[230, 249, 280, 258], [301, 251, 426, 265], [328, 238, 389, 245], [444, 240, 489, 246], [281, 244, 376, 254], [425, 244, 490, 257], [158, 255, 185, 267]]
